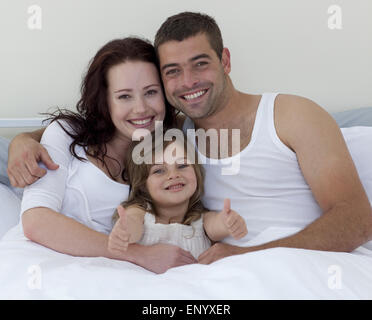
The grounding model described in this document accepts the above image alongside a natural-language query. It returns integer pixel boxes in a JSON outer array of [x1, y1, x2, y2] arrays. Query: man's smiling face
[[158, 33, 231, 120]]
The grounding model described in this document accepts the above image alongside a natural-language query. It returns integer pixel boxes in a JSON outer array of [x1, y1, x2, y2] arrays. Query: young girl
[[108, 132, 248, 260]]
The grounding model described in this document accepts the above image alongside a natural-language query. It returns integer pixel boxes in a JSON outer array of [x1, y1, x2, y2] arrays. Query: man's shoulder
[[275, 93, 331, 125], [274, 93, 340, 151], [275, 93, 318, 112]]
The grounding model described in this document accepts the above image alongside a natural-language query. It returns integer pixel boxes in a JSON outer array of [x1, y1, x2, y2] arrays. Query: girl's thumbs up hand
[[108, 206, 131, 254], [220, 199, 248, 240]]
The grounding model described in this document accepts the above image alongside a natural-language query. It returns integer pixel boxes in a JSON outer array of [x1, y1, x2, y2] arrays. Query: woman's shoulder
[[39, 120, 78, 160], [43, 119, 75, 137], [41, 119, 78, 149]]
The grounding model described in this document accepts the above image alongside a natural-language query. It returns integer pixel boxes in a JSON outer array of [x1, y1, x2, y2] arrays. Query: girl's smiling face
[[145, 141, 198, 221]]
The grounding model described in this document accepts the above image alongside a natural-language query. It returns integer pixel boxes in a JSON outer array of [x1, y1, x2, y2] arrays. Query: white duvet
[[1, 226, 372, 300]]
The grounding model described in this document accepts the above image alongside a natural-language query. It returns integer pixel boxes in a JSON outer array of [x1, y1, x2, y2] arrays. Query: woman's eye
[[118, 94, 130, 100], [146, 89, 157, 96], [177, 164, 188, 169]]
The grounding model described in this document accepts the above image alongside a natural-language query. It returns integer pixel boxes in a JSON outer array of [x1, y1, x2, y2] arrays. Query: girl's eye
[[152, 168, 164, 174], [177, 164, 188, 169]]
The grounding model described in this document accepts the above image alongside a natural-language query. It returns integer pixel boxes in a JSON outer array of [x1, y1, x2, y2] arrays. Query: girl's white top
[[138, 213, 211, 259]]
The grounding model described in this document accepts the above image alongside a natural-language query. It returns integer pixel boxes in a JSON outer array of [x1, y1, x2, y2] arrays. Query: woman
[[6, 37, 196, 274]]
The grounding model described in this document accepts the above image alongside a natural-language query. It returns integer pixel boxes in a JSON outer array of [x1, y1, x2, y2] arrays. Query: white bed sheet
[[1, 225, 372, 300]]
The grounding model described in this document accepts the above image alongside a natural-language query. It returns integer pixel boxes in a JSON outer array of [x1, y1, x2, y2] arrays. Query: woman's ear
[[221, 48, 231, 74]]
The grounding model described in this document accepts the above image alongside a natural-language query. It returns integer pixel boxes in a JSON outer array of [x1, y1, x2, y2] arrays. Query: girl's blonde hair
[[114, 131, 207, 225]]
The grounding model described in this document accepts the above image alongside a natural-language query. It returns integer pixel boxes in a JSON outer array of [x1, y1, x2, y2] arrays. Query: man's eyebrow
[[161, 63, 178, 72], [190, 53, 212, 62], [161, 54, 212, 72]]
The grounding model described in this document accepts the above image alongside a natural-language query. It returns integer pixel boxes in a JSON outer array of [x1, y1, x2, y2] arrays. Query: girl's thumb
[[117, 206, 126, 222], [223, 198, 231, 214]]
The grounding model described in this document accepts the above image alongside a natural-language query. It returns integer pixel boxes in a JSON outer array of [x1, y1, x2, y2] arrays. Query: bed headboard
[[0, 118, 46, 128], [0, 118, 47, 140]]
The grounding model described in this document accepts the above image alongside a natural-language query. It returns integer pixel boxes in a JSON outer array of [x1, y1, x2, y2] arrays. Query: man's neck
[[193, 83, 257, 132], [190, 84, 262, 159]]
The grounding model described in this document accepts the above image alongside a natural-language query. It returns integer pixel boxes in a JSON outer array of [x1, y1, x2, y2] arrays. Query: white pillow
[[0, 183, 21, 239], [0, 137, 10, 186]]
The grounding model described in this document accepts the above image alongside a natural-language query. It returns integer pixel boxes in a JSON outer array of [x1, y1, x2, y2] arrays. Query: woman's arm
[[23, 207, 115, 257], [203, 199, 248, 242], [22, 207, 196, 274], [7, 127, 59, 188], [22, 206, 151, 265]]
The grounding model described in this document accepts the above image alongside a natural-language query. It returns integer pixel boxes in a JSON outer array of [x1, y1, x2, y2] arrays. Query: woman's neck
[[87, 135, 131, 184], [105, 135, 132, 162]]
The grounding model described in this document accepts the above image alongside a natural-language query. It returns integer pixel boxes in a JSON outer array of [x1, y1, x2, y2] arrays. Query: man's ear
[[221, 48, 231, 74]]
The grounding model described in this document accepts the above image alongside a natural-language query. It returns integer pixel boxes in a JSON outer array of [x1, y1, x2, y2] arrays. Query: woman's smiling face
[[107, 61, 166, 142]]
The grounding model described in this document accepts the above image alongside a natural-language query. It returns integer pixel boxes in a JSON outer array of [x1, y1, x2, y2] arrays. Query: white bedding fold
[[1, 226, 372, 300]]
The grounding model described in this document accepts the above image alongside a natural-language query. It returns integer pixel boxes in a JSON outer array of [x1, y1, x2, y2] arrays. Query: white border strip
[[0, 118, 47, 128]]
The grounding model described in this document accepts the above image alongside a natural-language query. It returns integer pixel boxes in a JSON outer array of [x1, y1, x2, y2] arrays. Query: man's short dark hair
[[154, 12, 224, 60]]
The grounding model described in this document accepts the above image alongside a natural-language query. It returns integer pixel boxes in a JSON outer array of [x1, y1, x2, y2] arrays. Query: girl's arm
[[108, 206, 146, 252], [203, 199, 248, 242]]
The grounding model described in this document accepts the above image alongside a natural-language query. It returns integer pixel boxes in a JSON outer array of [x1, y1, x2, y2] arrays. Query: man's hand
[[198, 242, 248, 265], [220, 199, 248, 240], [7, 132, 59, 188], [135, 243, 198, 274]]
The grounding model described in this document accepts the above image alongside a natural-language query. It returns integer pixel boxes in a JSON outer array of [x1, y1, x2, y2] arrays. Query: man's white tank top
[[183, 92, 372, 245]]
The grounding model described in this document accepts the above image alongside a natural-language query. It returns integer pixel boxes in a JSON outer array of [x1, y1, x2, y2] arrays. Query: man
[[152, 12, 372, 263], [7, 12, 372, 268]]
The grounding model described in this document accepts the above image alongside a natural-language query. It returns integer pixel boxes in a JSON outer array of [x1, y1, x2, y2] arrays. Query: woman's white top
[[138, 213, 211, 259], [20, 120, 129, 235], [183, 92, 372, 245]]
